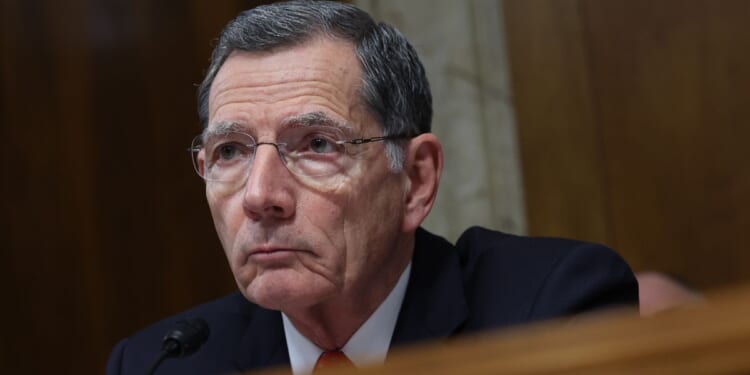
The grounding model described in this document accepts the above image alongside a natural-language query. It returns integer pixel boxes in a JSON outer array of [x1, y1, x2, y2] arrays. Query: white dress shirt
[[282, 262, 412, 375]]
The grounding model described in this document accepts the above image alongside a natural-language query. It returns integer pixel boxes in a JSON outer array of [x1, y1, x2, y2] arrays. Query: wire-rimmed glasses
[[189, 125, 407, 190]]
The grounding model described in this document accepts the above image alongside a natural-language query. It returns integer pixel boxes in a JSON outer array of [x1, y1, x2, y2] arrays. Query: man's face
[[204, 38, 412, 312]]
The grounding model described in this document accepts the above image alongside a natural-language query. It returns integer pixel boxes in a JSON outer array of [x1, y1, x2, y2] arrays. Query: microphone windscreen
[[162, 318, 210, 357]]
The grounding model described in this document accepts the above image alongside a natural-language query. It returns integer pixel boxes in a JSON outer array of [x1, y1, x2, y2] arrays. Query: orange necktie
[[313, 350, 354, 373]]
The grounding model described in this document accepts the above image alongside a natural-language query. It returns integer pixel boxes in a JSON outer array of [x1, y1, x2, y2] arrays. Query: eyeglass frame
[[187, 130, 411, 183]]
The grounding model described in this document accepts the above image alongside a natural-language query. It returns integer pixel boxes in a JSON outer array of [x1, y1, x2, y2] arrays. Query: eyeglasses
[[189, 126, 407, 189]]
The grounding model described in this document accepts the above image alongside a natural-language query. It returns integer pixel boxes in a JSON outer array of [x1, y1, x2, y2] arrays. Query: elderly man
[[107, 1, 637, 374]]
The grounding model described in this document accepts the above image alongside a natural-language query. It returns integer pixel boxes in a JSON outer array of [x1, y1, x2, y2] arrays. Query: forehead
[[208, 37, 372, 134]]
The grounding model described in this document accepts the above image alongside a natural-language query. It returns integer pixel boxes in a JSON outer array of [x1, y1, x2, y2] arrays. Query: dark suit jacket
[[106, 227, 638, 374]]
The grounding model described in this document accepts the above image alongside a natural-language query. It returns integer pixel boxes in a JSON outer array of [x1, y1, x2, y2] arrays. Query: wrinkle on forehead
[[210, 77, 350, 115], [208, 39, 362, 113], [206, 37, 374, 138]]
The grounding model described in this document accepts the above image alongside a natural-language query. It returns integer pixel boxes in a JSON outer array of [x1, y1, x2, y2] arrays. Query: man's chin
[[242, 272, 334, 311]]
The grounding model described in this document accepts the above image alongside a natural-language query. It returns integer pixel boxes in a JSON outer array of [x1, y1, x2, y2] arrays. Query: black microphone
[[146, 318, 210, 375]]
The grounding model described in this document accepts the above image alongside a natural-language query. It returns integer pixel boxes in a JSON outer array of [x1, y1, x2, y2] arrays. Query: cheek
[[207, 193, 254, 292], [207, 191, 230, 238], [207, 190, 246, 264], [341, 174, 405, 258], [297, 193, 347, 260]]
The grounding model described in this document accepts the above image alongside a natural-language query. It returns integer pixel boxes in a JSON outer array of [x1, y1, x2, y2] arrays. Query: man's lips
[[248, 244, 309, 254], [249, 247, 293, 255], [245, 247, 311, 263]]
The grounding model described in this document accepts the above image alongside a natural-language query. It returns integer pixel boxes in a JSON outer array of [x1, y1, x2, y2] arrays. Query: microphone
[[146, 318, 210, 375]]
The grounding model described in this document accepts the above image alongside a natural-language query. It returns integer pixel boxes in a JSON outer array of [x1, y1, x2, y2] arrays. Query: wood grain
[[505, 0, 750, 289], [0, 0, 272, 373], [254, 283, 750, 374]]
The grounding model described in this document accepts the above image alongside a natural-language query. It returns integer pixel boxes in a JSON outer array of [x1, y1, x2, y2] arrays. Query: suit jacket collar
[[231, 304, 290, 371], [391, 227, 469, 346]]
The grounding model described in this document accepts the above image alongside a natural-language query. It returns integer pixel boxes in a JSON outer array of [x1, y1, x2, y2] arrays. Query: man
[[107, 1, 638, 374]]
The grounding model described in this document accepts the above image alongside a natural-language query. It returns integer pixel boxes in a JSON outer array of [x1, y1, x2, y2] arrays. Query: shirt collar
[[282, 262, 412, 375]]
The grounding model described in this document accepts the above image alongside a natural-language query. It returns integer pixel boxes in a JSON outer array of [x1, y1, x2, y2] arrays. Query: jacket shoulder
[[106, 292, 263, 375], [455, 226, 638, 327]]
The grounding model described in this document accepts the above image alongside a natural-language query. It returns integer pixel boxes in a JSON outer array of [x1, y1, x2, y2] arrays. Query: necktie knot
[[313, 350, 354, 373]]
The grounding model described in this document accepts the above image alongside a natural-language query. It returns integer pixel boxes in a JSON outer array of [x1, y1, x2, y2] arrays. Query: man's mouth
[[246, 247, 309, 264]]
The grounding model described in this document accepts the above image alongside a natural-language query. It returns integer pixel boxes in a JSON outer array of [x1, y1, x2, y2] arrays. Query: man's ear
[[401, 133, 443, 232]]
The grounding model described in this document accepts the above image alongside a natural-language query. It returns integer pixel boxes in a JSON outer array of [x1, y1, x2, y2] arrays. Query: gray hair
[[196, 0, 432, 170]]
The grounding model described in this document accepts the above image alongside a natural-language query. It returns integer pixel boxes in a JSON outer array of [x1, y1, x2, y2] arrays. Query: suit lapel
[[231, 305, 290, 372], [391, 228, 468, 347]]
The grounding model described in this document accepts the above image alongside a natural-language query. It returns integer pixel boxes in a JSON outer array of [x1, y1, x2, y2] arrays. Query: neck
[[286, 300, 374, 350]]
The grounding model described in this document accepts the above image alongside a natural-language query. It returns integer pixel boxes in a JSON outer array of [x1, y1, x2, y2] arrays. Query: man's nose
[[242, 143, 295, 221]]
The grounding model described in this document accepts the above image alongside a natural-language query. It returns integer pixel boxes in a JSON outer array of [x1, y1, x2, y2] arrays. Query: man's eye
[[216, 143, 242, 160], [309, 137, 335, 153]]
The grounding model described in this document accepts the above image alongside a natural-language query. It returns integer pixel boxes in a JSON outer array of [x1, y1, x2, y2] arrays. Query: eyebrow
[[280, 112, 355, 134], [202, 112, 355, 140], [202, 121, 245, 140]]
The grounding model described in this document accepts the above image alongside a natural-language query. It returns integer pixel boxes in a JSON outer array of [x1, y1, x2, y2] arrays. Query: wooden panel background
[[0, 1, 274, 373], [505, 0, 750, 290]]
